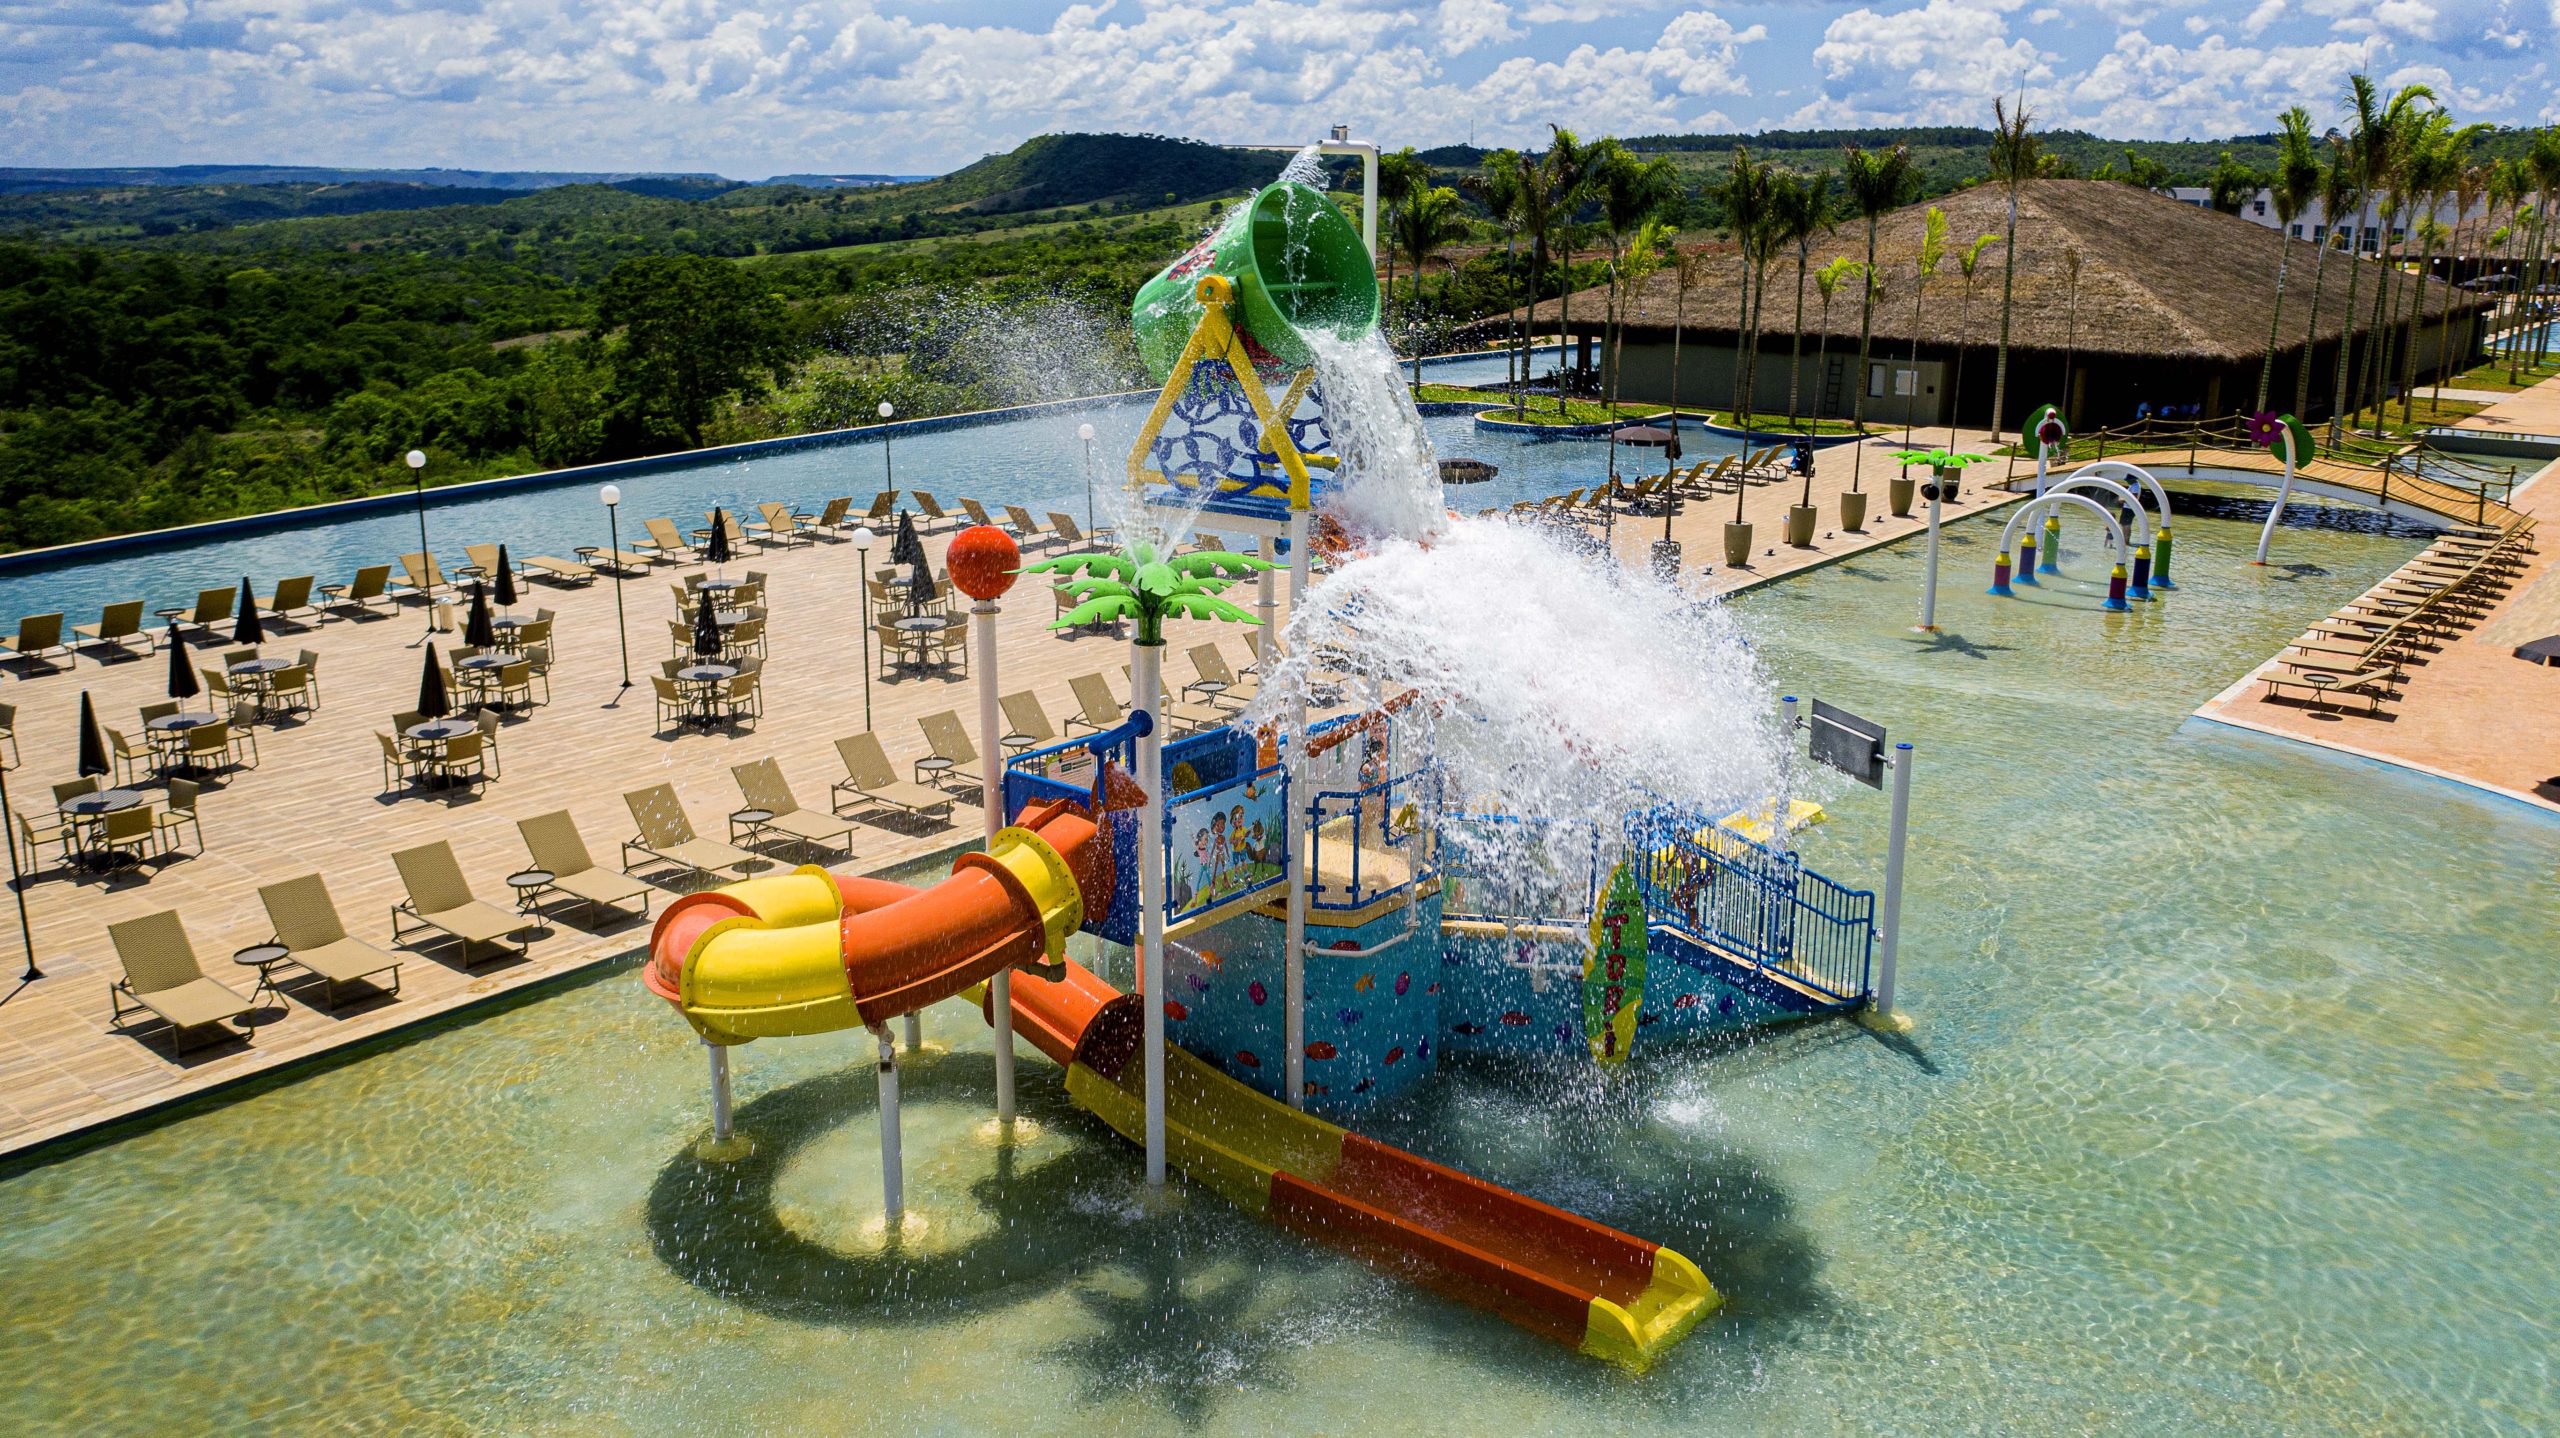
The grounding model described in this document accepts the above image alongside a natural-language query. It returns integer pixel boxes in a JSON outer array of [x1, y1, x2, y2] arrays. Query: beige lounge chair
[[730, 758, 858, 858], [1065, 671, 1127, 734], [861, 491, 900, 524], [75, 600, 150, 659], [999, 690, 1058, 754], [592, 547, 657, 574], [0, 613, 69, 665], [622, 783, 759, 883], [525, 555, 597, 586], [808, 496, 855, 537], [910, 491, 956, 530], [109, 911, 254, 1056], [1003, 506, 1054, 547], [257, 874, 405, 1007], [1047, 512, 1116, 549], [959, 497, 1000, 530], [1115, 666, 1231, 734], [324, 565, 395, 614], [516, 810, 656, 923], [697, 511, 757, 553], [395, 552, 450, 602], [831, 733, 957, 823], [915, 710, 983, 793], [390, 840, 531, 966], [639, 518, 698, 563], [756, 502, 811, 548], [260, 576, 320, 623], [185, 586, 236, 630], [1186, 643, 1255, 708]]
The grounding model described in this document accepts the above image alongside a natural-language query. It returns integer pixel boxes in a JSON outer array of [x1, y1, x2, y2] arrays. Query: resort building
[[1542, 180, 2495, 430]]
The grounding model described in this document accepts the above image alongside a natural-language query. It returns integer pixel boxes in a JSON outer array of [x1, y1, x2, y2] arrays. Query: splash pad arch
[[1991, 493, 2131, 611]]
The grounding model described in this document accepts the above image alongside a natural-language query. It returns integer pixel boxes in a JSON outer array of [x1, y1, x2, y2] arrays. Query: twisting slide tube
[[642, 797, 1109, 1045]]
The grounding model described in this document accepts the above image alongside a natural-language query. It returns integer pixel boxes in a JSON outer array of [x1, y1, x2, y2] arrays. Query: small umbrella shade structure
[[693, 587, 724, 659], [417, 645, 452, 721], [232, 576, 265, 648], [463, 581, 497, 650], [493, 545, 519, 611], [905, 564, 941, 619], [165, 621, 201, 709], [1438, 458, 1500, 484], [76, 692, 110, 779], [890, 509, 927, 571], [704, 507, 734, 569], [1611, 424, 1677, 448]]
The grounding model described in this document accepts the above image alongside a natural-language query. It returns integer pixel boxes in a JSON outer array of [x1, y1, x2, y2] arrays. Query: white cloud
[[1794, 0, 2049, 127], [2030, 6, 2063, 20], [2050, 29, 2382, 137], [1436, 0, 1521, 54], [2242, 0, 2286, 36]]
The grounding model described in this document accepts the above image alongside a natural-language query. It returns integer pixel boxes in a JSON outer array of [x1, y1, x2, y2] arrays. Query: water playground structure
[[1987, 408, 2180, 612], [639, 169, 1911, 1371]]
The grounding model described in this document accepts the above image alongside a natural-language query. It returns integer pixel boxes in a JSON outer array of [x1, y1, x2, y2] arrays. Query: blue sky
[[4, 1, 2550, 177]]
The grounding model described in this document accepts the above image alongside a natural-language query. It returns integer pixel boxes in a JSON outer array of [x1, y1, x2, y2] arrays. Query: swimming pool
[[0, 352, 1687, 622], [6, 501, 2552, 1435]]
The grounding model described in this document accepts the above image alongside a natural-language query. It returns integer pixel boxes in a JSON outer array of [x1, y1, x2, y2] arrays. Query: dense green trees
[[595, 255, 796, 447]]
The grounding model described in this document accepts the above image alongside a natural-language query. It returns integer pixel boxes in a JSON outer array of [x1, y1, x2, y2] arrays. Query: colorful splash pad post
[[2249, 412, 2315, 566], [1890, 449, 1994, 632], [951, 523, 1024, 1124]]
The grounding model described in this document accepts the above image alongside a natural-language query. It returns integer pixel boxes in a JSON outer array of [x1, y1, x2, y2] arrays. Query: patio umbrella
[[232, 576, 264, 647], [493, 544, 518, 611], [704, 507, 734, 568], [417, 645, 451, 721], [463, 580, 497, 650], [904, 564, 940, 619], [75, 693, 109, 778], [890, 509, 926, 571], [165, 620, 200, 708], [692, 587, 724, 659], [1611, 425, 1676, 447]]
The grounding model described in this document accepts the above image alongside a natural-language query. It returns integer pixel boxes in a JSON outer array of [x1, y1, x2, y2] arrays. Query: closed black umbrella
[[165, 620, 200, 708], [493, 544, 519, 610], [705, 507, 734, 567], [890, 509, 926, 570], [905, 564, 940, 618], [463, 580, 497, 650], [418, 645, 451, 720], [75, 693, 110, 778], [232, 576, 264, 648], [692, 587, 724, 659]]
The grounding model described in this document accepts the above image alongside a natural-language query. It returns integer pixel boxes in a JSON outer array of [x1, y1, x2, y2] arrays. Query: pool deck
[[0, 446, 2017, 1162], [2196, 378, 2560, 817]]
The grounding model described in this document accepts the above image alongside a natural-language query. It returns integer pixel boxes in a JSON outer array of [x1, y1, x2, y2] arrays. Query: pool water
[[0, 353, 1686, 622], [5, 506, 2557, 1436]]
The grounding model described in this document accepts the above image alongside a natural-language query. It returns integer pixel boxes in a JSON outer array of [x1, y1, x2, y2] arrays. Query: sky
[[4, 0, 2552, 178]]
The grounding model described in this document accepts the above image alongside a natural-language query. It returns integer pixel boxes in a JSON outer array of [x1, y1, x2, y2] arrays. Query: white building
[[2165, 187, 2485, 255]]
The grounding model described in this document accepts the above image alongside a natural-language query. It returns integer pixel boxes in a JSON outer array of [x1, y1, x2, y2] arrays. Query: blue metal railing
[[1632, 812, 1872, 1005], [1306, 764, 1441, 912]]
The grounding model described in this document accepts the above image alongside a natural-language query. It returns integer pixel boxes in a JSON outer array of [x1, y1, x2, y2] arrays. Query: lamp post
[[406, 449, 434, 646], [852, 525, 876, 732], [878, 401, 896, 493], [601, 483, 631, 693], [1077, 421, 1098, 531]]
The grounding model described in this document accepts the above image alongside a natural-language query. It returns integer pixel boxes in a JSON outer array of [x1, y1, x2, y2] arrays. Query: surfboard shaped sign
[[1583, 861, 1649, 1066]]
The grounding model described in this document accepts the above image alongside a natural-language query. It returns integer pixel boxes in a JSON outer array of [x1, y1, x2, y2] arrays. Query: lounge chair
[[2263, 666, 2398, 715], [516, 811, 656, 924], [257, 874, 405, 1007], [807, 496, 856, 537], [959, 497, 1001, 530], [695, 511, 757, 553], [524, 555, 597, 586], [729, 758, 859, 858], [390, 840, 532, 966], [260, 576, 321, 624], [322, 565, 395, 615], [639, 518, 698, 564], [910, 491, 956, 530], [108, 911, 254, 1056], [1115, 666, 1231, 735], [831, 733, 957, 823], [861, 491, 900, 524], [756, 502, 811, 548], [1064, 671, 1128, 734], [998, 690, 1059, 754], [1004, 506, 1054, 547], [1047, 512, 1116, 549], [184, 585, 236, 632], [74, 600, 151, 660], [622, 783, 759, 883], [1186, 643, 1255, 708], [591, 547, 658, 575], [394, 552, 450, 603], [0, 613, 70, 665], [915, 710, 984, 794]]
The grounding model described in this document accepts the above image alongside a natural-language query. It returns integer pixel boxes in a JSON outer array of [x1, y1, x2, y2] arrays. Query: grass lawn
[[1412, 385, 1655, 425], [1694, 411, 1866, 436], [2333, 396, 2486, 439], [2446, 356, 2560, 393]]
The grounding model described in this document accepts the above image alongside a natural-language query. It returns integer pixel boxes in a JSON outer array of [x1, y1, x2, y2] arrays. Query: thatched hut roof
[[1527, 179, 2490, 362]]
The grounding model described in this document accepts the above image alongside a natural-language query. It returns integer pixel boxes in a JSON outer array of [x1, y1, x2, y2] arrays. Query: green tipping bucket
[[1131, 180, 1380, 382]]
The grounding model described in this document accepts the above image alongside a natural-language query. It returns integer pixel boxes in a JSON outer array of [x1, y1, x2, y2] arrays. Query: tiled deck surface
[[0, 444, 2013, 1159]]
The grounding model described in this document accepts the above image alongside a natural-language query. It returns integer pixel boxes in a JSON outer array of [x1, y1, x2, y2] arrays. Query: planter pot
[[1889, 476, 1917, 517], [1840, 489, 1869, 530], [1722, 521, 1754, 568], [1649, 539, 1682, 582], [1784, 504, 1818, 547]]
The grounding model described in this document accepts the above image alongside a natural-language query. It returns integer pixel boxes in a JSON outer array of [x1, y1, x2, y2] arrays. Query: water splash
[[1304, 329, 1447, 543]]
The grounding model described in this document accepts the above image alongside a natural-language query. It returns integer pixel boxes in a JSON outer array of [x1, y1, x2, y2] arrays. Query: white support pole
[[904, 1012, 921, 1050], [2254, 445, 2295, 566], [1132, 638, 1168, 1185], [1282, 510, 1312, 1111], [873, 1024, 904, 1221], [974, 597, 1015, 1125], [1873, 742, 1913, 1018], [1256, 534, 1278, 665], [705, 1040, 733, 1143], [1916, 485, 1944, 632]]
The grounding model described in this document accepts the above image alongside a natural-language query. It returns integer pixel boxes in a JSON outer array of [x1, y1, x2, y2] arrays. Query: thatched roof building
[[1514, 180, 2494, 428]]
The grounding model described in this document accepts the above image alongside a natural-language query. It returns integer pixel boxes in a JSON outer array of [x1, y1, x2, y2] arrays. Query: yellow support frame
[[1126, 275, 1317, 511]]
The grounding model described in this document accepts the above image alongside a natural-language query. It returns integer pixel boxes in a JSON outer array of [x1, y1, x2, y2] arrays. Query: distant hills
[[0, 164, 922, 195]]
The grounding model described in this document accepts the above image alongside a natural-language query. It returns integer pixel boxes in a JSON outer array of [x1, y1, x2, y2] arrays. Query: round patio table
[[404, 718, 477, 742], [506, 869, 555, 916], [893, 615, 952, 672], [60, 787, 149, 870], [229, 656, 291, 677], [697, 578, 744, 594], [676, 664, 738, 728], [232, 944, 293, 1016]]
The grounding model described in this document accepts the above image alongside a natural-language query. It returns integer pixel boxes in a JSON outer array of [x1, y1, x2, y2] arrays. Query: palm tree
[[2058, 248, 2083, 423], [1468, 152, 1529, 410], [1737, 168, 1793, 428], [2259, 107, 2322, 411], [2357, 94, 2440, 426], [1591, 145, 1678, 424], [2396, 120, 2477, 422], [1812, 256, 1859, 423], [1666, 233, 1707, 433], [2525, 129, 2560, 367], [1713, 147, 1777, 427], [1390, 185, 1472, 392], [1840, 144, 1914, 495], [1776, 173, 1835, 429], [1985, 96, 2042, 442], [2332, 76, 2434, 445], [2299, 134, 2360, 418], [1508, 145, 1567, 417], [1945, 232, 1999, 450], [1901, 205, 1949, 456], [1375, 148, 1426, 320], [1540, 126, 1601, 413]]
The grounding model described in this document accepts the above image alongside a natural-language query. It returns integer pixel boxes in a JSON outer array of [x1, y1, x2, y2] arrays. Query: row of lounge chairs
[[1504, 448, 1799, 523], [2262, 518, 2536, 714]]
